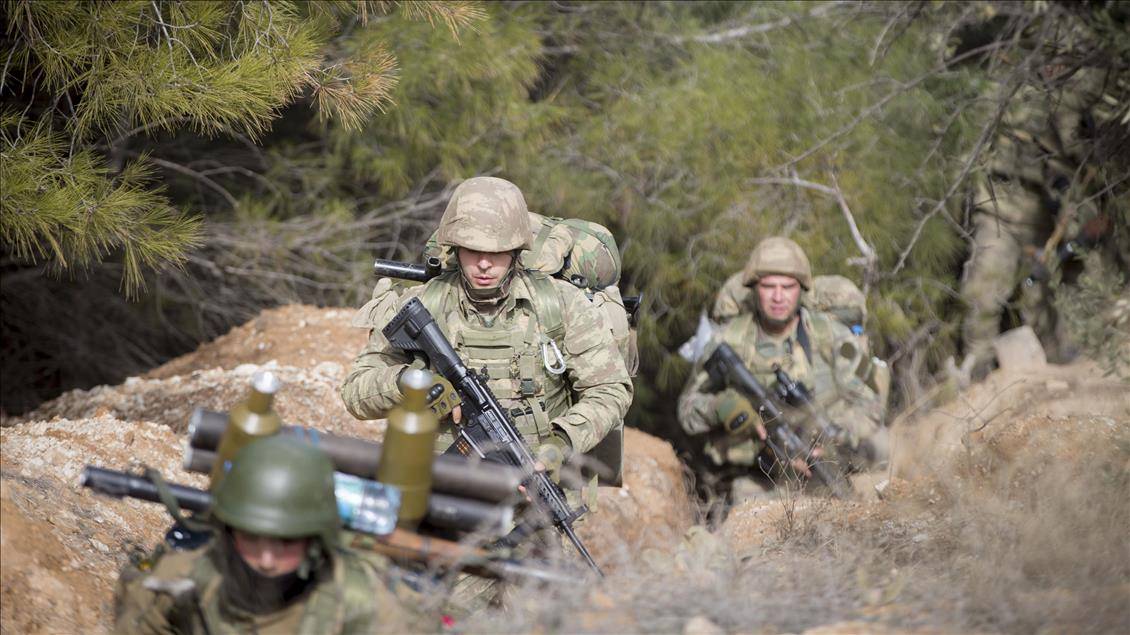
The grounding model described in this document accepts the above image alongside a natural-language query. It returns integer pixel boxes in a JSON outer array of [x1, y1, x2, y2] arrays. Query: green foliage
[[1, 113, 202, 294]]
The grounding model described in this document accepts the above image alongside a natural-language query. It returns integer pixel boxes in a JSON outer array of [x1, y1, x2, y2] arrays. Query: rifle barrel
[[84, 466, 513, 535]]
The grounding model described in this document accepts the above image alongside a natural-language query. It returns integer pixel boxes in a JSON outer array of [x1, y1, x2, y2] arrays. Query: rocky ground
[[2, 306, 1127, 634]]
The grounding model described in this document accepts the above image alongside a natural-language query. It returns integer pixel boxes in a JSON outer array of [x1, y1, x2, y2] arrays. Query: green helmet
[[212, 437, 340, 545], [436, 176, 533, 252], [741, 236, 813, 290]]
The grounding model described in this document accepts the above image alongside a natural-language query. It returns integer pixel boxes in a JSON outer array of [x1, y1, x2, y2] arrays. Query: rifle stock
[[704, 343, 852, 499], [382, 297, 603, 576]]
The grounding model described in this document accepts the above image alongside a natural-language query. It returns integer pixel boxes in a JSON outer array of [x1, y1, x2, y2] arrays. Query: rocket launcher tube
[[82, 466, 513, 536], [187, 409, 522, 504]]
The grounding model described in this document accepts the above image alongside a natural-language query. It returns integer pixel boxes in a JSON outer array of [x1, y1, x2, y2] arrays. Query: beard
[[213, 530, 321, 615]]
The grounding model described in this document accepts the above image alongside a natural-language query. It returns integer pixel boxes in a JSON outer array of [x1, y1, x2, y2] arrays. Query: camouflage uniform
[[342, 177, 632, 475], [960, 68, 1125, 373], [679, 238, 888, 474], [423, 211, 638, 377], [114, 438, 427, 634], [113, 543, 422, 635]]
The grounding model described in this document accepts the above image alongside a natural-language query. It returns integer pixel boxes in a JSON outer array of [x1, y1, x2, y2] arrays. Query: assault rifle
[[772, 365, 847, 447], [80, 466, 577, 585], [704, 343, 852, 499], [382, 297, 603, 576], [373, 258, 642, 325]]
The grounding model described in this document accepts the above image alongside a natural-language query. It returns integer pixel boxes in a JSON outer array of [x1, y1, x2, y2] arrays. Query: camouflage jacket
[[113, 544, 427, 635], [677, 308, 885, 466], [341, 270, 632, 455]]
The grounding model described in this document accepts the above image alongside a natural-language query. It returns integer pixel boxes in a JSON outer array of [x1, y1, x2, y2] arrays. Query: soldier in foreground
[[678, 237, 888, 496], [114, 437, 426, 634], [342, 175, 631, 527]]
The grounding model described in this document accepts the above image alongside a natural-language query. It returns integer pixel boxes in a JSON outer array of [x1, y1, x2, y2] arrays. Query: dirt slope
[[2, 304, 1126, 634], [0, 305, 693, 634]]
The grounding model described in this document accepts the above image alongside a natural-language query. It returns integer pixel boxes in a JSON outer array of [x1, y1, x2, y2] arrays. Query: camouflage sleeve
[[817, 321, 886, 440], [340, 286, 424, 421], [677, 336, 723, 436], [341, 553, 436, 635], [550, 282, 633, 454], [112, 550, 202, 635], [113, 579, 179, 635]]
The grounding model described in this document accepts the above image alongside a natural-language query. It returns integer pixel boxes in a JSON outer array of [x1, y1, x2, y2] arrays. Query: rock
[[576, 428, 695, 571], [993, 326, 1047, 371], [1045, 379, 1069, 392], [684, 615, 725, 635]]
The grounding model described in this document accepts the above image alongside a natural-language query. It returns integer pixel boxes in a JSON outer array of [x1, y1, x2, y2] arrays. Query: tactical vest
[[419, 271, 573, 451]]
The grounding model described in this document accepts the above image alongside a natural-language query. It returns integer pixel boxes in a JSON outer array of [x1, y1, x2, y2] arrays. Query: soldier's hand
[[422, 376, 462, 421], [451, 405, 462, 425], [534, 433, 570, 483], [713, 390, 764, 439], [789, 445, 823, 479]]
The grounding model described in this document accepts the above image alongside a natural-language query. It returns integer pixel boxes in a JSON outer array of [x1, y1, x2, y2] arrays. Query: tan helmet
[[741, 236, 813, 290], [436, 177, 533, 252]]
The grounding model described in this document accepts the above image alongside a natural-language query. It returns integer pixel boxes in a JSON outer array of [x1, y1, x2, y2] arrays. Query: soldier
[[341, 175, 632, 499], [956, 65, 1127, 382], [114, 437, 426, 634], [678, 237, 888, 491]]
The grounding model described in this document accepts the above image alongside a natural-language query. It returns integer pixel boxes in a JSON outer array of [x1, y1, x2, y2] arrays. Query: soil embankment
[[1, 305, 694, 634], [2, 305, 1127, 633]]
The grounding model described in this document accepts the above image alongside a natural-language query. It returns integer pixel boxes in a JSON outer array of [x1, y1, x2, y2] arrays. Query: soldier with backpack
[[677, 237, 889, 493], [341, 176, 633, 495]]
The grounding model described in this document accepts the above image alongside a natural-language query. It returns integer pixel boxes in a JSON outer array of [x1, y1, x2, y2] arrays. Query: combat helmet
[[436, 176, 533, 252], [212, 436, 340, 547], [741, 236, 813, 290]]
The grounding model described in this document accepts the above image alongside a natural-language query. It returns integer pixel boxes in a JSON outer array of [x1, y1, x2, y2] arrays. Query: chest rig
[[421, 272, 572, 448]]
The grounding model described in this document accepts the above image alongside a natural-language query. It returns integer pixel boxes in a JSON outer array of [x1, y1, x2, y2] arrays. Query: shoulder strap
[[524, 273, 565, 344], [801, 310, 837, 363], [529, 216, 560, 261], [419, 271, 459, 316]]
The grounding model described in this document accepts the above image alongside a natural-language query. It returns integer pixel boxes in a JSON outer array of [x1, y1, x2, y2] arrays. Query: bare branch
[[667, 2, 846, 45]]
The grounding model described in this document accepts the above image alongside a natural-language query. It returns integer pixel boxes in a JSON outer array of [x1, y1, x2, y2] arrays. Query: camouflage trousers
[[961, 210, 1071, 371]]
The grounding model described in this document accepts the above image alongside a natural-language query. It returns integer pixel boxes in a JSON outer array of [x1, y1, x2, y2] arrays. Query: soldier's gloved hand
[[713, 390, 766, 441], [419, 375, 462, 422], [535, 433, 572, 483]]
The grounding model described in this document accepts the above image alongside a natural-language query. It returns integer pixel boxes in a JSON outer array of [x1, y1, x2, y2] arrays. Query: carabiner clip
[[542, 337, 567, 375]]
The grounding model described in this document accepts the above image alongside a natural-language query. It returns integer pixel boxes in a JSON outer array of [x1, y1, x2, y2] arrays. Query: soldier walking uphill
[[678, 237, 889, 496], [114, 436, 426, 634], [341, 176, 632, 507]]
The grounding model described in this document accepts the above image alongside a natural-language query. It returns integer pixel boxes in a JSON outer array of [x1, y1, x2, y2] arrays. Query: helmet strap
[[458, 252, 518, 311]]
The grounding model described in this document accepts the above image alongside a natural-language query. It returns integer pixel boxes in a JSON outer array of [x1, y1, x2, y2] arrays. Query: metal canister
[[377, 369, 439, 528], [209, 371, 282, 488]]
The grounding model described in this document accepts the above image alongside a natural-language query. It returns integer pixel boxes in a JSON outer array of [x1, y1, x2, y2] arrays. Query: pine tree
[[1, 0, 482, 294]]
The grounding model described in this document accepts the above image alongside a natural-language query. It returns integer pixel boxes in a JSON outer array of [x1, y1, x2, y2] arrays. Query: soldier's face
[[232, 530, 310, 577], [756, 275, 802, 328], [458, 248, 514, 288]]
